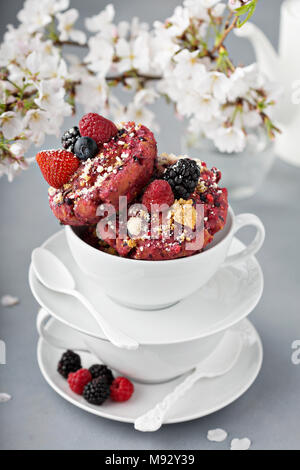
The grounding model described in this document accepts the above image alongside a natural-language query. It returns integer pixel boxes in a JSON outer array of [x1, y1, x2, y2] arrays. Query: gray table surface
[[1, 0, 300, 451]]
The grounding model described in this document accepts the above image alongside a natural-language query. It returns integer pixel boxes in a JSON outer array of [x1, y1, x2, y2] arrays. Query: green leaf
[[235, 0, 258, 28]]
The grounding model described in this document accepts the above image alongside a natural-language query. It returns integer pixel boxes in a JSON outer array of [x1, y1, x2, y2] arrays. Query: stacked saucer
[[29, 208, 265, 426]]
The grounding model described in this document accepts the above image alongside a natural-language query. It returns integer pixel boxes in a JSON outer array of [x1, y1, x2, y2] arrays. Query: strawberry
[[36, 149, 80, 188], [79, 113, 118, 148]]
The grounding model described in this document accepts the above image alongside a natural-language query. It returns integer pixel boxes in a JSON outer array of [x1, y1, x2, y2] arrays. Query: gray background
[[1, 0, 300, 450]]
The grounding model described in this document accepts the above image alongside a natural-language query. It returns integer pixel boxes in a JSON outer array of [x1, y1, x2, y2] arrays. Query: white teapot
[[235, 0, 300, 166]]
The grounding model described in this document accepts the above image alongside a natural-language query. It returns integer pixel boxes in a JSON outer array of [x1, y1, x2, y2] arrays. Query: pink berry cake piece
[[83, 153, 229, 260], [48, 121, 157, 226]]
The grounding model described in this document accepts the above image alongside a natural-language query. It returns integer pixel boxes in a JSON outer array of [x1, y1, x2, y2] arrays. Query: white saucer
[[37, 317, 263, 425], [29, 230, 263, 345]]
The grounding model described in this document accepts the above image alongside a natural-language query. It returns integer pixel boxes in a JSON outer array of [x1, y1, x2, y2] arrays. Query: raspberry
[[163, 158, 200, 199], [36, 149, 80, 189], [142, 180, 174, 212], [57, 350, 81, 379], [88, 364, 114, 384], [79, 113, 118, 148], [83, 377, 110, 405], [110, 377, 134, 402], [68, 368, 92, 395], [206, 193, 214, 204]]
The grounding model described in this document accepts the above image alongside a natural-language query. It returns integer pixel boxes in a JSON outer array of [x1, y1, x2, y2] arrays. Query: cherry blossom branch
[[0, 0, 277, 181], [211, 15, 238, 54], [106, 72, 162, 83], [54, 40, 88, 48]]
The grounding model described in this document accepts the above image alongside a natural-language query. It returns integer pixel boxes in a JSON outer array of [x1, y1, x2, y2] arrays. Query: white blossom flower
[[196, 71, 230, 103], [24, 109, 52, 145], [34, 80, 72, 117], [1, 295, 19, 307], [0, 25, 31, 66], [201, 0, 222, 7], [0, 157, 32, 182], [173, 50, 207, 80], [51, 0, 70, 14], [152, 26, 180, 72], [84, 36, 114, 76], [130, 17, 149, 38], [133, 89, 158, 106], [212, 3, 227, 17], [194, 93, 220, 121], [26, 51, 68, 80], [57, 9, 86, 45], [167, 6, 190, 36], [230, 438, 251, 451], [0, 112, 23, 140], [6, 161, 25, 181], [228, 0, 244, 10], [227, 64, 260, 101], [177, 86, 220, 121], [0, 81, 16, 104], [214, 126, 246, 153], [0, 0, 280, 174], [17, 0, 70, 33], [115, 34, 151, 74], [66, 54, 90, 81], [131, 33, 152, 73], [0, 393, 11, 402], [183, 0, 221, 20], [76, 76, 108, 113], [9, 142, 26, 159], [207, 428, 228, 442], [17, 0, 52, 33], [85, 4, 115, 34]]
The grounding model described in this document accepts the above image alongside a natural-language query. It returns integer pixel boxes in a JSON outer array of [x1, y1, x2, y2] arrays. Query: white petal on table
[[207, 428, 228, 442], [0, 393, 11, 403], [231, 438, 251, 450], [1, 295, 19, 307]]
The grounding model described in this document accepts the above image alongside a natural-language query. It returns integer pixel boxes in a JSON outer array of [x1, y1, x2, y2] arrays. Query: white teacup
[[65, 207, 265, 310], [37, 308, 225, 384]]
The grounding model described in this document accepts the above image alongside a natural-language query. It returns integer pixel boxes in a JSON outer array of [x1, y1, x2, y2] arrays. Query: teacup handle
[[222, 213, 265, 267], [36, 308, 89, 352]]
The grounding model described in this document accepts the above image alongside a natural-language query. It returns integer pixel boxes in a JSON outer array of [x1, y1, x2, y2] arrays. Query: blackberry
[[163, 158, 200, 200], [83, 377, 110, 405], [61, 126, 81, 153], [57, 350, 81, 379], [88, 364, 114, 384]]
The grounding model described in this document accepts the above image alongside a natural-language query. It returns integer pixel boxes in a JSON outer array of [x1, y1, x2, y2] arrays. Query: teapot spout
[[234, 23, 279, 81]]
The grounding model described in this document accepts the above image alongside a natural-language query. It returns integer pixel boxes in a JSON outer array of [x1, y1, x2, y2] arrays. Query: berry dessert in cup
[[36, 112, 264, 309], [36, 112, 228, 260]]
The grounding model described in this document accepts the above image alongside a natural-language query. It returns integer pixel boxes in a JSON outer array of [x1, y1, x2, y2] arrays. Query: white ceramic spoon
[[31, 247, 139, 350], [134, 329, 243, 431]]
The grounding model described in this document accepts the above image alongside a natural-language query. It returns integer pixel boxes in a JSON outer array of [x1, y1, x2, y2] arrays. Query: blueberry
[[74, 136, 98, 161]]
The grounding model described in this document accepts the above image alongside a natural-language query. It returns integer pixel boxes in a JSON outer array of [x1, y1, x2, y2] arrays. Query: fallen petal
[[1, 295, 19, 307], [207, 428, 228, 442], [0, 393, 11, 403], [231, 438, 251, 450]]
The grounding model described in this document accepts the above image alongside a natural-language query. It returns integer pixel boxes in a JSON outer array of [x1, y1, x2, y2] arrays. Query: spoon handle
[[70, 290, 139, 350], [134, 368, 208, 432]]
